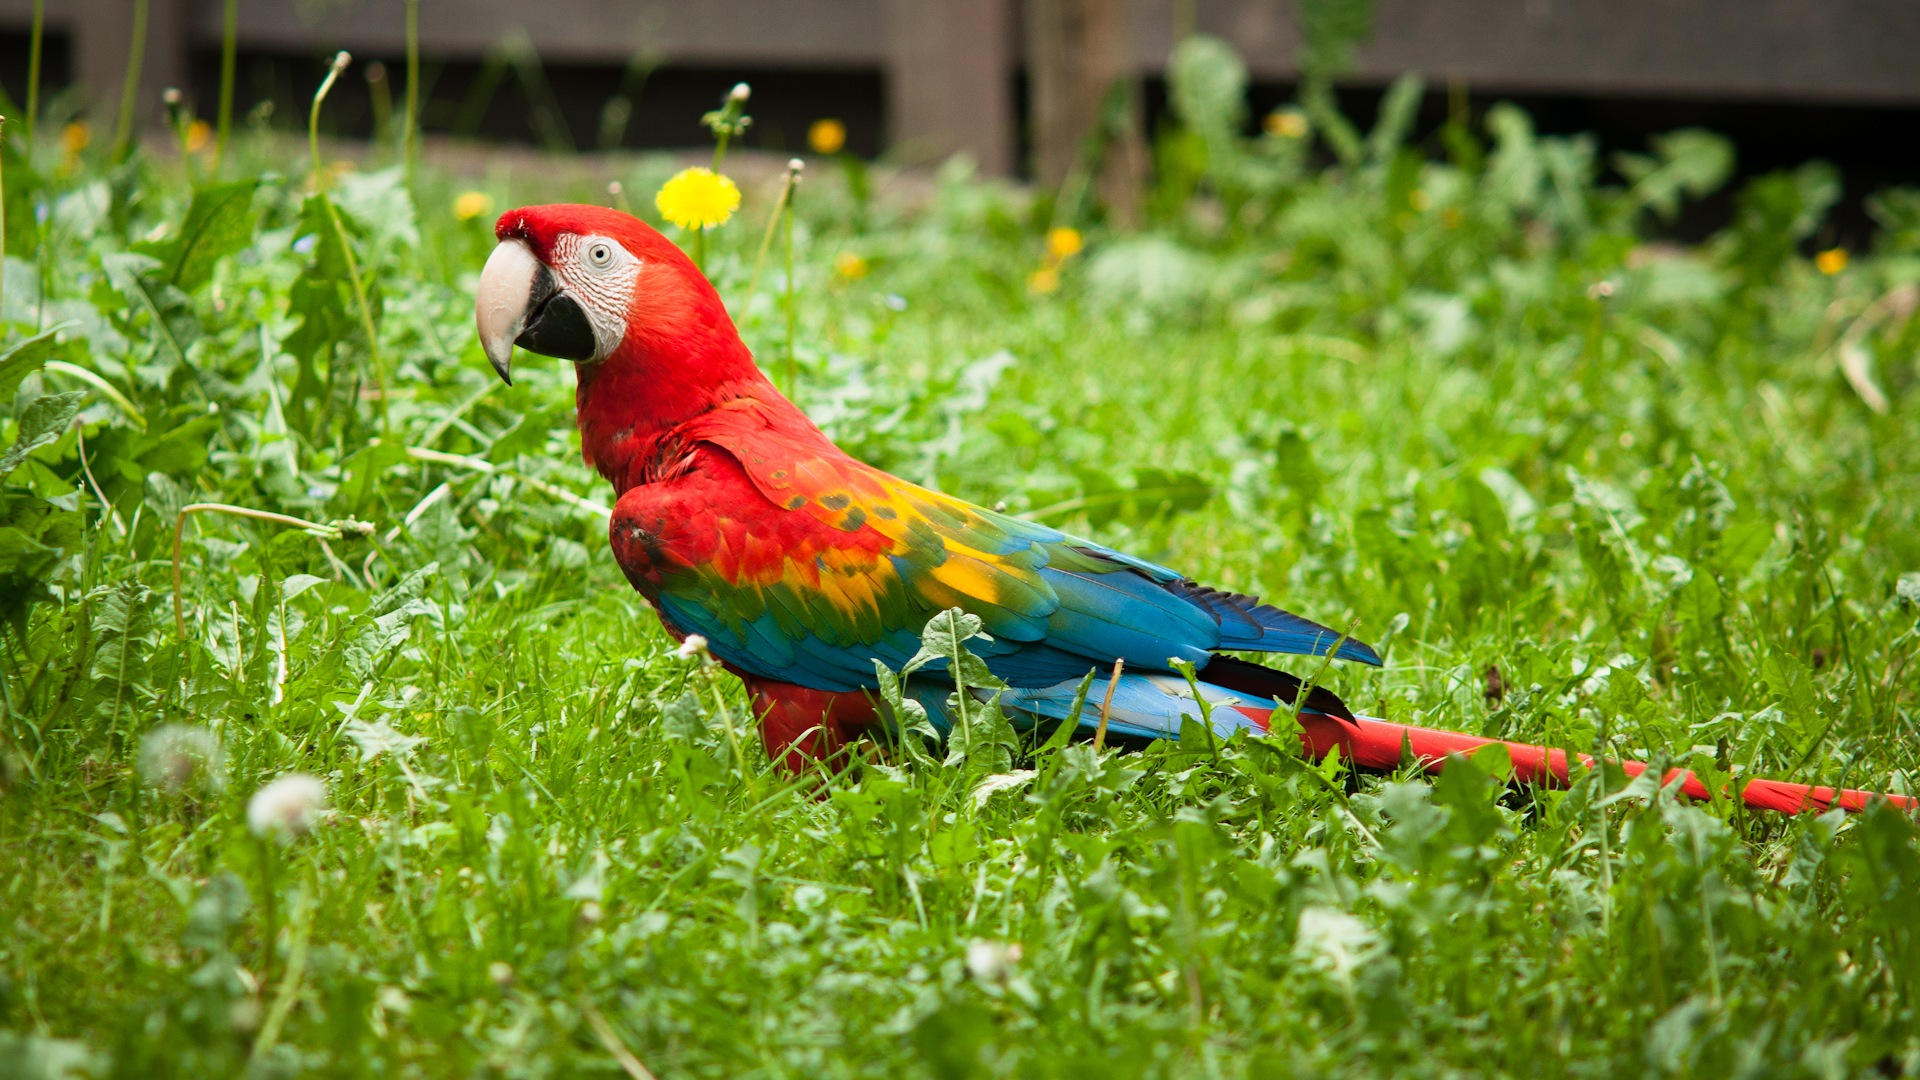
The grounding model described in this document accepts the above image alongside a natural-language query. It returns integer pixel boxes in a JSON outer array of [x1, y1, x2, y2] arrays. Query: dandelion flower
[[454, 191, 494, 222], [834, 251, 870, 280], [183, 120, 212, 153], [1816, 248, 1848, 275], [655, 167, 741, 231], [809, 118, 847, 156], [675, 634, 710, 661], [1264, 110, 1309, 139], [1029, 266, 1060, 294], [1045, 227, 1083, 261], [247, 773, 327, 840], [139, 725, 224, 794], [62, 121, 91, 156]]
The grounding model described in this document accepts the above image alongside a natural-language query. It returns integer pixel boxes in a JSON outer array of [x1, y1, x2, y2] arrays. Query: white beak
[[475, 238, 542, 385]]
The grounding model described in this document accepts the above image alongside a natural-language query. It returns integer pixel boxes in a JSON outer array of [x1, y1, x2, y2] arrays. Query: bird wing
[[615, 397, 1379, 692]]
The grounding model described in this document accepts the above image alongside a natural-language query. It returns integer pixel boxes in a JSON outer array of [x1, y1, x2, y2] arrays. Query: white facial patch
[[548, 232, 639, 362]]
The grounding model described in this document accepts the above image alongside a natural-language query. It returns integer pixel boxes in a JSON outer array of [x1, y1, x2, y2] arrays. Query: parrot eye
[[584, 241, 615, 269]]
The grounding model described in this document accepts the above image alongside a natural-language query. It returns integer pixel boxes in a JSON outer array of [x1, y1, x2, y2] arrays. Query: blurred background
[[3, 0, 1918, 243]]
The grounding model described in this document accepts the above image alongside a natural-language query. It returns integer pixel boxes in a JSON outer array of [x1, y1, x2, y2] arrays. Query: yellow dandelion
[[809, 118, 847, 156], [1264, 110, 1309, 139], [834, 251, 870, 279], [1815, 247, 1848, 275], [62, 120, 91, 156], [655, 167, 741, 231], [453, 191, 494, 222], [1029, 266, 1060, 294], [185, 120, 212, 153], [1046, 227, 1083, 261]]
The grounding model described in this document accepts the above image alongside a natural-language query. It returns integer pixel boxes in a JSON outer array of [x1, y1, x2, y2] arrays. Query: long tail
[[1295, 712, 1916, 816], [984, 666, 1916, 816]]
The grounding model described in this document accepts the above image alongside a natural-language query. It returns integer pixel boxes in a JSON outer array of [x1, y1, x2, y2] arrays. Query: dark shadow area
[[0, 30, 72, 116]]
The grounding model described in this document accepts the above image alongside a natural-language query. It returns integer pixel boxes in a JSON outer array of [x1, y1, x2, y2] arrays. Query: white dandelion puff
[[965, 940, 1023, 983], [138, 725, 224, 793], [675, 635, 710, 661], [247, 773, 328, 840]]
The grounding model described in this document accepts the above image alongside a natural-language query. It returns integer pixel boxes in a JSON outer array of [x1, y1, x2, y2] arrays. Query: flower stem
[[213, 0, 237, 176], [783, 183, 797, 395], [24, 0, 43, 155], [113, 0, 149, 161], [404, 0, 420, 189], [746, 161, 802, 315], [309, 53, 390, 432], [173, 503, 355, 637]]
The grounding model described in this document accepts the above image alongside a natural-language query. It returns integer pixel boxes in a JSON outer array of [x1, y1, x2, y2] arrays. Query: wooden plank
[[884, 0, 1015, 173]]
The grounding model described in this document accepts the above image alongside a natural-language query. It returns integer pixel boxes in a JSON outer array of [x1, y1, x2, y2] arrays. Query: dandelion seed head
[[965, 940, 1023, 982], [675, 634, 710, 661], [247, 773, 327, 840], [655, 167, 741, 231], [139, 724, 224, 794]]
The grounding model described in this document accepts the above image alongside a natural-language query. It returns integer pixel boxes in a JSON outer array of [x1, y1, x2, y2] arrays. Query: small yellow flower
[[1816, 247, 1848, 275], [809, 118, 847, 156], [655, 167, 741, 231], [453, 191, 494, 221], [185, 120, 212, 153], [1046, 227, 1083, 261], [1029, 266, 1060, 294], [1409, 189, 1431, 211], [1264, 110, 1309, 139], [834, 251, 870, 279], [62, 120, 91, 156]]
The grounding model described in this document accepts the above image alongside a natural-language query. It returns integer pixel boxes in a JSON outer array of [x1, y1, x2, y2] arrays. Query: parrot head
[[473, 204, 779, 490], [474, 203, 732, 386]]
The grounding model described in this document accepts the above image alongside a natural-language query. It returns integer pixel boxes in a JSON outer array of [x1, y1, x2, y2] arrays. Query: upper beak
[[475, 238, 599, 385]]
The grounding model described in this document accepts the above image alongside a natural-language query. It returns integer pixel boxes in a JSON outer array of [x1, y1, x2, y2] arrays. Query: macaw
[[473, 204, 1912, 816]]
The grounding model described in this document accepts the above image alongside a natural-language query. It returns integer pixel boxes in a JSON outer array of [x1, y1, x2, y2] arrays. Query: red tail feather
[[1287, 712, 1917, 815]]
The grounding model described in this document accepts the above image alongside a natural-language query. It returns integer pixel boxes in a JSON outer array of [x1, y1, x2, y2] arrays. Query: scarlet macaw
[[473, 204, 1377, 770], [473, 204, 1913, 815]]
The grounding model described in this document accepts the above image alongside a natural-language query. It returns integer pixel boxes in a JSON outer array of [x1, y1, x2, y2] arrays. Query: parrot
[[474, 203, 1914, 816]]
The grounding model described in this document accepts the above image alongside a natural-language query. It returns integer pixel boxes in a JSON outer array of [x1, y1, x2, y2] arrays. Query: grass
[[2, 56, 1920, 1077]]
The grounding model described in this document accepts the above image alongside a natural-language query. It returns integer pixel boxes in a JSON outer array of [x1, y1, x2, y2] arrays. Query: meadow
[[2, 43, 1919, 1078]]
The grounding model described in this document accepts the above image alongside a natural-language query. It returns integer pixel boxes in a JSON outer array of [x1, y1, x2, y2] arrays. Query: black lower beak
[[513, 267, 598, 368]]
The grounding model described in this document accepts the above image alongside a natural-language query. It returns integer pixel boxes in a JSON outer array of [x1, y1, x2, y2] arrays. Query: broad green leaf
[[0, 390, 84, 479], [166, 180, 261, 293], [0, 326, 65, 410]]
